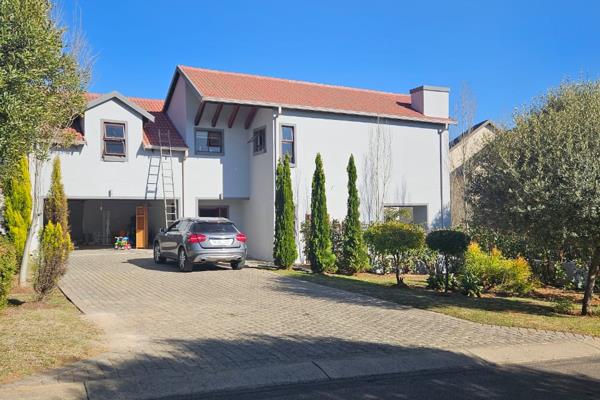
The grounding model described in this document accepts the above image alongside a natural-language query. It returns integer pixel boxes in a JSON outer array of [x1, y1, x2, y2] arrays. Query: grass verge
[[0, 286, 102, 384], [274, 269, 600, 337]]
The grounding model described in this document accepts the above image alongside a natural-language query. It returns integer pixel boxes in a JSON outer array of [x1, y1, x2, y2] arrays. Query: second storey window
[[103, 122, 126, 158], [195, 129, 223, 155], [253, 127, 266, 155], [281, 125, 295, 163]]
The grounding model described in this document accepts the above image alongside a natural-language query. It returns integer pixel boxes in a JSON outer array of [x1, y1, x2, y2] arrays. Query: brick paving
[[22, 249, 598, 384]]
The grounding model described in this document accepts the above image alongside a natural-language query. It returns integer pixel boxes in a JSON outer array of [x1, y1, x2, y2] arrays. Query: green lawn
[[0, 287, 102, 383], [274, 269, 600, 337]]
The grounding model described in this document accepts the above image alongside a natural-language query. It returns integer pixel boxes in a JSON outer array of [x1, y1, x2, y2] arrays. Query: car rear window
[[192, 222, 238, 234]]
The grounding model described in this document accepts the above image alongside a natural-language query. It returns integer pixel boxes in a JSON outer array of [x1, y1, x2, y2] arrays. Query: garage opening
[[66, 199, 175, 248]]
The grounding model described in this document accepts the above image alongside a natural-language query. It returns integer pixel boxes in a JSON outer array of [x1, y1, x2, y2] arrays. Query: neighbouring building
[[37, 65, 454, 261], [449, 119, 499, 227]]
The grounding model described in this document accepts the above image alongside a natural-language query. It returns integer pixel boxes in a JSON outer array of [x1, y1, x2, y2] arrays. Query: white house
[[40, 65, 453, 261]]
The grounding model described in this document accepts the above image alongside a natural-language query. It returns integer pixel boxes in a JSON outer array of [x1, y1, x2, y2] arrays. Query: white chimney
[[409, 85, 450, 119]]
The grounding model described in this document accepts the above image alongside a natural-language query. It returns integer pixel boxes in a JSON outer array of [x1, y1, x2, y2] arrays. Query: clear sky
[[58, 0, 600, 138]]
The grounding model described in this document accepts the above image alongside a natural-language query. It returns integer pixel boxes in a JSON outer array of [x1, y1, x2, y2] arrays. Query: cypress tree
[[2, 157, 32, 262], [342, 154, 369, 274], [308, 153, 336, 273], [45, 157, 68, 231], [273, 155, 297, 268]]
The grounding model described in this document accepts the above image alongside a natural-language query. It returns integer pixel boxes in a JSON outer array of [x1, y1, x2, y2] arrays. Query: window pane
[[282, 142, 294, 163], [282, 126, 294, 141], [105, 124, 125, 138], [105, 141, 125, 155], [254, 129, 265, 153], [198, 207, 229, 218], [196, 130, 222, 153], [192, 222, 237, 234]]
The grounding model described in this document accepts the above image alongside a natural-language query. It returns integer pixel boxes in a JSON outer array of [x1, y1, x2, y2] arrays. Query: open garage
[[66, 199, 174, 249]]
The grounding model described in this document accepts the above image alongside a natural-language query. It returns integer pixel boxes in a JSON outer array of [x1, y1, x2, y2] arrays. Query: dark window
[[192, 222, 238, 234], [103, 123, 126, 157], [281, 125, 295, 163], [198, 206, 229, 218], [253, 127, 266, 154], [195, 129, 223, 154]]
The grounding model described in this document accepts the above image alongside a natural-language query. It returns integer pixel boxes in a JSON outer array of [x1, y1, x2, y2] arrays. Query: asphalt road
[[174, 356, 600, 400]]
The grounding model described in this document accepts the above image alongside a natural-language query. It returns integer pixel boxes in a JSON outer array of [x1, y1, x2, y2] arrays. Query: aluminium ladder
[[158, 129, 179, 227]]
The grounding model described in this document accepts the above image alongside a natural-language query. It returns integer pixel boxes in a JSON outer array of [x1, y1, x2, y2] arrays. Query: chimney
[[409, 86, 450, 119]]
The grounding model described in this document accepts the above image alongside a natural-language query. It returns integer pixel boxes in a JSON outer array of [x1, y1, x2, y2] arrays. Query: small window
[[281, 125, 295, 163], [195, 129, 223, 154], [103, 122, 126, 158], [253, 127, 266, 155], [384, 205, 428, 226], [198, 206, 229, 218]]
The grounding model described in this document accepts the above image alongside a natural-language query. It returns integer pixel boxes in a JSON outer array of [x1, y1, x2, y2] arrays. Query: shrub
[[330, 219, 344, 270], [553, 297, 574, 315], [462, 243, 532, 295], [34, 222, 72, 300], [364, 221, 425, 286], [426, 229, 470, 292], [0, 236, 17, 308], [2, 157, 32, 262]]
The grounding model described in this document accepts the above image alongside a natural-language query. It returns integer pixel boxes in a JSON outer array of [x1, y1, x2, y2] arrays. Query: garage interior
[[67, 199, 173, 248]]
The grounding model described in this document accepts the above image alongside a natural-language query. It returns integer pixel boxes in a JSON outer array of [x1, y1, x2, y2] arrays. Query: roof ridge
[[178, 65, 410, 99]]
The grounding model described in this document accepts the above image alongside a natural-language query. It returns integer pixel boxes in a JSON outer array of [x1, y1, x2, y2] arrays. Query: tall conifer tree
[[342, 154, 369, 273], [308, 153, 336, 273], [273, 155, 297, 268], [2, 157, 32, 261]]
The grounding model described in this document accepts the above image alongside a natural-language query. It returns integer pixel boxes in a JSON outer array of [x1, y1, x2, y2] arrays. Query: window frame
[[252, 126, 267, 155], [101, 120, 128, 161], [194, 128, 224, 156], [197, 204, 230, 218], [280, 124, 296, 165]]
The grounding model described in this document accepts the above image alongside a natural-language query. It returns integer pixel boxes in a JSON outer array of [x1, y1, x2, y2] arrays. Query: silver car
[[153, 217, 247, 272]]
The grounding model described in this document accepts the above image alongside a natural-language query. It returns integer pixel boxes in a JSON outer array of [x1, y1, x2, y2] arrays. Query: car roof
[[185, 217, 233, 223]]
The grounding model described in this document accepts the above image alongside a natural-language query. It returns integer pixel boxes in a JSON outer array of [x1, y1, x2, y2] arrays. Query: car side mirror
[[159, 228, 166, 233]]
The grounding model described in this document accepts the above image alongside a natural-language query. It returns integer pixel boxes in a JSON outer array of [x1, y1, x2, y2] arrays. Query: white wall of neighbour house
[[278, 110, 451, 233], [44, 98, 183, 201]]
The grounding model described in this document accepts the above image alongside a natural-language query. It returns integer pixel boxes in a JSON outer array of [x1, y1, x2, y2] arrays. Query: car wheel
[[231, 258, 245, 270], [178, 248, 193, 272], [153, 242, 166, 264]]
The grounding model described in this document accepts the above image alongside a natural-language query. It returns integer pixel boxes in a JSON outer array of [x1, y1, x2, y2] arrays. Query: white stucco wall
[[278, 110, 451, 230], [45, 98, 183, 202]]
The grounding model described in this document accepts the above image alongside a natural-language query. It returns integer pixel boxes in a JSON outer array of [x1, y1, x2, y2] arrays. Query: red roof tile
[[178, 65, 451, 124], [85, 93, 187, 149]]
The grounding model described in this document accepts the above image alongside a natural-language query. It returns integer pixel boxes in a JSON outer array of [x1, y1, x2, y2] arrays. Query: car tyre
[[178, 248, 193, 272], [231, 258, 245, 270], [153, 242, 166, 264]]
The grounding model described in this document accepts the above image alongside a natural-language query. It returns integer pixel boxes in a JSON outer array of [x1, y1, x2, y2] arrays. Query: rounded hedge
[[426, 229, 470, 256]]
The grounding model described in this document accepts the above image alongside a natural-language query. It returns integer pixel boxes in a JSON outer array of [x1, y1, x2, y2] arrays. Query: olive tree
[[467, 80, 600, 315]]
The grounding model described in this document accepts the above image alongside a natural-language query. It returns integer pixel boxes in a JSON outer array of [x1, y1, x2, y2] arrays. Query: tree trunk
[[19, 157, 41, 287], [582, 250, 600, 316]]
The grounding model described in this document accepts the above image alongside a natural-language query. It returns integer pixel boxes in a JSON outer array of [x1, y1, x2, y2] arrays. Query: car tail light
[[187, 233, 207, 244], [236, 233, 247, 243]]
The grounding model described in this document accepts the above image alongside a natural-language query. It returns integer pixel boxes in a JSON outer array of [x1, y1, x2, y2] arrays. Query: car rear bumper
[[189, 249, 246, 263]]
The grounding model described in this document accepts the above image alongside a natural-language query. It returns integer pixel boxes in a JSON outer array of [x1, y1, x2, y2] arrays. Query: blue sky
[[59, 0, 600, 138]]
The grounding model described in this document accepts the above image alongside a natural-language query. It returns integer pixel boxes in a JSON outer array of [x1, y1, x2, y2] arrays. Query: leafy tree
[[308, 153, 336, 273], [364, 221, 425, 286], [466, 81, 600, 315], [342, 154, 369, 274], [426, 229, 470, 293], [2, 157, 31, 261], [1, 0, 91, 286], [273, 155, 297, 268]]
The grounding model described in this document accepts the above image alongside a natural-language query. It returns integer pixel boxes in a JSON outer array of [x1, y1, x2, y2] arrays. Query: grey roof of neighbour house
[[449, 119, 498, 148]]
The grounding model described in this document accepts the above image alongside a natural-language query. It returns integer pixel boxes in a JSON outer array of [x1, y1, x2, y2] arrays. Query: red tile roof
[[178, 65, 451, 124], [85, 93, 187, 149]]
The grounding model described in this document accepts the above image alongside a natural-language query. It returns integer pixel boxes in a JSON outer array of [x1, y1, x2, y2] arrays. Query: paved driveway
[[51, 248, 596, 385]]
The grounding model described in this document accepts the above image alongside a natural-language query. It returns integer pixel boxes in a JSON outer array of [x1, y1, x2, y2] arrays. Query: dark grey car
[[153, 217, 247, 272]]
